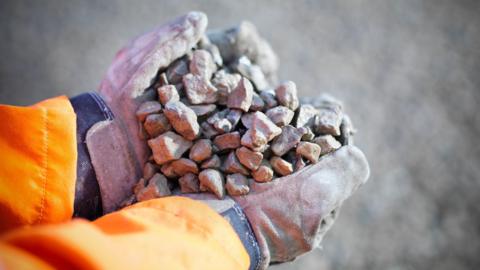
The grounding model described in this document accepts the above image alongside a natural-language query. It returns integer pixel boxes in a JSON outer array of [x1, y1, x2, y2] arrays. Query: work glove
[[75, 12, 207, 214], [77, 11, 370, 269]]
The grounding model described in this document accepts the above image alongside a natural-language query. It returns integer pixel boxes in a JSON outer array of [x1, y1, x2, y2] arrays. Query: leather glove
[[80, 12, 207, 214], [185, 145, 369, 269]]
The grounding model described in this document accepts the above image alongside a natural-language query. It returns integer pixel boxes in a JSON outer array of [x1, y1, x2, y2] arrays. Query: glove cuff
[[219, 200, 265, 270], [70, 92, 114, 219]]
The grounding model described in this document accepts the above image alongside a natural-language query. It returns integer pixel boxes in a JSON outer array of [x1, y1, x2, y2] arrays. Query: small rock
[[313, 107, 343, 136], [250, 92, 266, 111], [203, 44, 223, 67], [275, 81, 299, 110], [294, 155, 306, 171], [133, 177, 147, 195], [299, 126, 315, 141], [270, 156, 294, 176], [232, 56, 269, 90], [158, 73, 169, 86], [295, 104, 318, 128], [241, 113, 255, 129], [223, 151, 250, 175], [251, 111, 282, 141], [170, 158, 199, 176], [259, 90, 278, 109], [213, 118, 233, 133], [240, 129, 268, 152], [148, 131, 193, 165], [164, 101, 200, 140], [190, 104, 217, 118], [144, 113, 171, 138], [338, 115, 355, 146], [189, 49, 216, 79], [200, 122, 220, 139], [236, 146, 263, 170], [183, 73, 218, 104], [296, 141, 321, 163], [212, 70, 242, 105], [200, 154, 221, 169], [136, 101, 162, 122], [157, 85, 180, 105], [166, 57, 189, 84], [179, 173, 200, 193], [161, 162, 178, 178], [226, 173, 250, 196], [136, 173, 171, 201], [270, 125, 304, 156], [313, 135, 342, 155], [266, 106, 294, 127], [198, 169, 225, 199], [189, 139, 213, 163], [226, 109, 243, 129], [138, 123, 149, 140], [143, 162, 157, 180], [252, 161, 274, 182], [227, 77, 254, 112], [213, 131, 241, 151]]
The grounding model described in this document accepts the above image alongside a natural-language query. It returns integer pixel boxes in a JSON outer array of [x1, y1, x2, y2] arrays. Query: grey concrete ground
[[1, 1, 479, 269]]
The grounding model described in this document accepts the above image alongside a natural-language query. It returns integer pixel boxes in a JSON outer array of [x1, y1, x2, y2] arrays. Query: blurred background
[[1, 0, 479, 269]]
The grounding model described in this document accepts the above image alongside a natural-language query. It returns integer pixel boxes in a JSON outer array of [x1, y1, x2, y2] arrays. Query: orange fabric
[[0, 197, 250, 270], [0, 96, 77, 232]]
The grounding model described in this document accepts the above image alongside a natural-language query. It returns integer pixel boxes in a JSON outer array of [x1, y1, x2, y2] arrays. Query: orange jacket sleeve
[[0, 96, 77, 232], [0, 96, 250, 269]]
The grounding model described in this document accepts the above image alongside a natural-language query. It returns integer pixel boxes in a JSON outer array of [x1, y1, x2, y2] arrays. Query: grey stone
[[227, 77, 254, 112], [148, 131, 192, 165], [135, 173, 171, 202], [157, 84, 180, 105], [225, 173, 250, 196], [200, 154, 221, 169], [163, 101, 200, 140], [142, 162, 157, 180], [136, 101, 162, 122], [143, 113, 171, 138], [223, 151, 250, 175], [270, 156, 294, 176], [212, 69, 242, 105], [236, 146, 263, 170], [233, 56, 269, 90], [313, 107, 343, 136], [200, 122, 219, 139], [339, 115, 356, 146], [213, 131, 241, 151], [314, 135, 342, 155], [270, 125, 304, 156], [275, 81, 299, 110], [189, 49, 216, 79], [170, 158, 199, 176], [166, 57, 189, 84], [179, 173, 200, 193], [189, 104, 217, 118], [266, 106, 294, 127], [198, 169, 225, 199], [296, 141, 321, 163], [251, 92, 266, 111], [295, 104, 318, 128], [259, 90, 278, 109], [189, 139, 213, 163], [183, 73, 218, 104]]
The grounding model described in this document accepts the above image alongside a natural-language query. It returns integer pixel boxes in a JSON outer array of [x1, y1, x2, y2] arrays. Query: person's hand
[[85, 12, 207, 213], [185, 145, 369, 268]]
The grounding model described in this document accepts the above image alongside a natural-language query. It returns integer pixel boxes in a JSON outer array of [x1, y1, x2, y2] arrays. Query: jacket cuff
[[69, 92, 114, 220], [220, 201, 263, 270]]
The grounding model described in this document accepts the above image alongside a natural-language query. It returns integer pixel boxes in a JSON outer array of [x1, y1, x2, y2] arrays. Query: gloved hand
[[80, 11, 370, 269], [80, 12, 207, 214], [185, 145, 369, 269]]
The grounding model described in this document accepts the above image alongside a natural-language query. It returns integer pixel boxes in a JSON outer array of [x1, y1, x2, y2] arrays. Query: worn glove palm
[[90, 11, 370, 269]]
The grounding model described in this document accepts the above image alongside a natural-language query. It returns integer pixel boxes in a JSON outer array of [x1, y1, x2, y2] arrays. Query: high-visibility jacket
[[0, 96, 250, 269]]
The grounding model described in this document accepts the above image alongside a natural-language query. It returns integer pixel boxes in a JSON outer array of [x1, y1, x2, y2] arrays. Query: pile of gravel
[[122, 21, 355, 205]]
